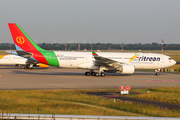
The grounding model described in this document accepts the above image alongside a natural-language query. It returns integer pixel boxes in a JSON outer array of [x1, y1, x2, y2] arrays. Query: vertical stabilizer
[[8, 23, 45, 52], [8, 23, 59, 67]]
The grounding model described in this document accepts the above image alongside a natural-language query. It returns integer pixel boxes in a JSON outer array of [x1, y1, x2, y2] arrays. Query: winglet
[[92, 51, 98, 57]]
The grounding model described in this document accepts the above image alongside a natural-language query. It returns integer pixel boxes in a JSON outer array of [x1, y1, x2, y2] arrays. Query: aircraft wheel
[[156, 72, 160, 76], [24, 66, 28, 69], [29, 67, 33, 70], [91, 72, 95, 76], [95, 72, 99, 77], [85, 72, 90, 76], [101, 72, 105, 77]]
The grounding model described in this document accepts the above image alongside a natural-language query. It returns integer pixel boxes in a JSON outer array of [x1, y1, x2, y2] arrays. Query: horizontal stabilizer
[[8, 50, 33, 58], [16, 51, 33, 58]]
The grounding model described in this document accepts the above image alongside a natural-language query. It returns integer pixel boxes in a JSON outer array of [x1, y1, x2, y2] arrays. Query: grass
[[0, 90, 142, 116], [166, 65, 180, 72], [170, 56, 180, 63], [127, 87, 180, 105], [105, 50, 180, 55], [0, 89, 180, 117]]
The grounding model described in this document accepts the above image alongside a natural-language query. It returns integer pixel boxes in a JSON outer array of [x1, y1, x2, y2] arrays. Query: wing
[[5, 50, 39, 64], [92, 51, 123, 68]]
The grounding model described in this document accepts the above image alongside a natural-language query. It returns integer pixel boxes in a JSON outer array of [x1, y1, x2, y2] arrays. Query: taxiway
[[0, 66, 180, 90]]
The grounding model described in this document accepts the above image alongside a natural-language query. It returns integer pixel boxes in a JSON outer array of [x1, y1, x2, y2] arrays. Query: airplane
[[0, 54, 49, 69], [8, 23, 176, 76]]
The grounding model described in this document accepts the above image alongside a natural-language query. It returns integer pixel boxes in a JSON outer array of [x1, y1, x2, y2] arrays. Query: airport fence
[[0, 113, 180, 120]]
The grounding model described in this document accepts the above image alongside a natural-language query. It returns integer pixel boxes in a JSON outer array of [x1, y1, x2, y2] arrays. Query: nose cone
[[172, 59, 176, 66]]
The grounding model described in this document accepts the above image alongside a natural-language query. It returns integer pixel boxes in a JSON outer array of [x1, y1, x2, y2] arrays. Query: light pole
[[65, 43, 67, 51], [121, 43, 124, 52], [78, 43, 80, 51], [91, 43, 92, 52], [10, 43, 12, 54], [161, 39, 164, 54]]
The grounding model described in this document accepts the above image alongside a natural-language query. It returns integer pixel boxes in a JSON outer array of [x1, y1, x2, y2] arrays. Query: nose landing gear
[[155, 72, 160, 76], [155, 69, 161, 76]]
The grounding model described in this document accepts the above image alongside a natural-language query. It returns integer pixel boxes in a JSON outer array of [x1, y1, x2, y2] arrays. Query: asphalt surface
[[85, 92, 180, 109], [0, 66, 180, 90]]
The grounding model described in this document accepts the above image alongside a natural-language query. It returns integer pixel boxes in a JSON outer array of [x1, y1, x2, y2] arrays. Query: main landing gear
[[24, 64, 33, 70], [85, 70, 105, 77]]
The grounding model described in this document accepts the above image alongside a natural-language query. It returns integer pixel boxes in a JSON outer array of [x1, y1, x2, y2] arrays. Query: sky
[[0, 0, 180, 44]]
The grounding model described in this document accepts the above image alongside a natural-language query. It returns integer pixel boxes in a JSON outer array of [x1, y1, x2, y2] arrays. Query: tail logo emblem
[[16, 36, 25, 44]]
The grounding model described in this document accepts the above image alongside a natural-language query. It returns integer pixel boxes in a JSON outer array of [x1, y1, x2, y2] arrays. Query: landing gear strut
[[24, 64, 33, 70]]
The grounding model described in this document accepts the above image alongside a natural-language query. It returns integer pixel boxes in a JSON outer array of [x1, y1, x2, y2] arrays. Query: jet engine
[[34, 63, 49, 68], [117, 64, 135, 74]]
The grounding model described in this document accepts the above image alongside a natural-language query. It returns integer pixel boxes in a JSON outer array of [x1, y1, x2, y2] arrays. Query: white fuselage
[[0, 54, 27, 65], [53, 51, 176, 70], [1, 52, 176, 72]]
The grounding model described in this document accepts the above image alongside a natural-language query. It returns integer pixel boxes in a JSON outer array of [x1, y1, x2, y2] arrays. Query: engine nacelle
[[119, 64, 135, 74], [35, 63, 49, 68]]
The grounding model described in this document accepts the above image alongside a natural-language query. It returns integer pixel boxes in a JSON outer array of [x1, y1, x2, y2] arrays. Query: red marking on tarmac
[[143, 80, 180, 82]]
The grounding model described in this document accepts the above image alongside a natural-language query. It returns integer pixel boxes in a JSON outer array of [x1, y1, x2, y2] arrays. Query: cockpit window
[[169, 58, 172, 60]]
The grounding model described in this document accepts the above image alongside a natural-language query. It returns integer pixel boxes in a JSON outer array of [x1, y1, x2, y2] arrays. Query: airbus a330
[[8, 23, 176, 76]]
